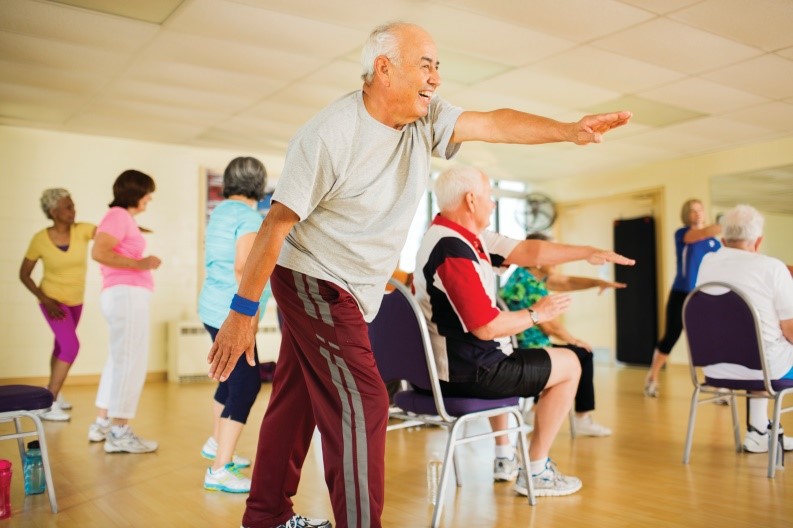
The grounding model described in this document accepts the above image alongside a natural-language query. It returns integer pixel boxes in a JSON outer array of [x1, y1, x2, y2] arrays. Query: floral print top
[[499, 267, 551, 349]]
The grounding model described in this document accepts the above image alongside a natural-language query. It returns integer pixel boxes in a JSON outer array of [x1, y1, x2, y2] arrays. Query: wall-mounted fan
[[516, 192, 557, 232]]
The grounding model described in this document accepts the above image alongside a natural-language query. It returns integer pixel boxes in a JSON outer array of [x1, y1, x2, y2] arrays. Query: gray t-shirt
[[273, 90, 463, 321]]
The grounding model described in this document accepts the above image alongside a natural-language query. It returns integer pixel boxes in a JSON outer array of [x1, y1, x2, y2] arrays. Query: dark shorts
[[439, 348, 552, 399]]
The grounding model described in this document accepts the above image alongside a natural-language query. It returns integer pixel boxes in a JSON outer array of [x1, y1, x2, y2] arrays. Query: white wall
[[1, 125, 284, 379]]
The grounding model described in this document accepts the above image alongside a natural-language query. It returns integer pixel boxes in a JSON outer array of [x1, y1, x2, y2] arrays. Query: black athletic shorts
[[439, 348, 552, 399]]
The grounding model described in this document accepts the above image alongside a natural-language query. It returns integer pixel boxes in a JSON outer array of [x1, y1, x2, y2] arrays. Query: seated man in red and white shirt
[[412, 165, 634, 497]]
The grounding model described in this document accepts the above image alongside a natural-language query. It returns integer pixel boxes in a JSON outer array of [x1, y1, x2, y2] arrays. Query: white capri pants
[[95, 285, 152, 419]]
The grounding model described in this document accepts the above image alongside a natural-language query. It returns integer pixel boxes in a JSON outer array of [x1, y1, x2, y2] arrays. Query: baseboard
[[0, 371, 167, 387]]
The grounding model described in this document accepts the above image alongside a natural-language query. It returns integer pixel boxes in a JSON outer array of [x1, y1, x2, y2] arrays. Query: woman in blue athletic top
[[644, 199, 721, 397]]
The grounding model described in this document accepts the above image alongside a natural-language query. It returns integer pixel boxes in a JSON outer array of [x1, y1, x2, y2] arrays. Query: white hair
[[40, 188, 70, 219], [720, 204, 764, 243], [360, 22, 407, 84], [434, 166, 485, 211]]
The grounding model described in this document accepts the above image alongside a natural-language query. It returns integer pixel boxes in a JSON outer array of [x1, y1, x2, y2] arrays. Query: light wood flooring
[[1, 364, 790, 527]]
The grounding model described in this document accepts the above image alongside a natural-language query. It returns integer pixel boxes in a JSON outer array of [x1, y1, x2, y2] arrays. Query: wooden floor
[[1, 364, 791, 527]]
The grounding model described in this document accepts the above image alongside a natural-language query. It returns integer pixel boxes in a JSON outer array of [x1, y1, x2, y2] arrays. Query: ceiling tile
[[434, 0, 654, 42], [778, 46, 793, 60], [103, 79, 259, 113], [638, 77, 768, 114], [618, 0, 702, 15], [140, 32, 325, 79], [702, 54, 793, 99], [722, 102, 793, 132], [49, 0, 184, 24], [0, 0, 159, 51], [166, 0, 363, 58], [0, 82, 84, 123], [0, 60, 106, 94], [587, 95, 705, 127], [591, 18, 762, 74], [436, 48, 513, 85], [0, 31, 126, 74], [669, 0, 793, 52], [533, 46, 685, 93], [68, 112, 206, 142], [474, 68, 621, 109], [411, 3, 575, 67]]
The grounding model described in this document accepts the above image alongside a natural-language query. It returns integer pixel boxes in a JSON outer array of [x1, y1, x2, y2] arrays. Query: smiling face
[[50, 196, 75, 226], [386, 25, 441, 127]]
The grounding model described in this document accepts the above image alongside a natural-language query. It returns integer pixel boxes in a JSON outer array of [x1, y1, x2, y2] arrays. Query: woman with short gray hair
[[198, 156, 270, 493], [20, 188, 96, 421]]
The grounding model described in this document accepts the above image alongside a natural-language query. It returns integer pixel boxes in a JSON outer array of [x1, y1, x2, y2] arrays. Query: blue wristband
[[230, 293, 260, 316]]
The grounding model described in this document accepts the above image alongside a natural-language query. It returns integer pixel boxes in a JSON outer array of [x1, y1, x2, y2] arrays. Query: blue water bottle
[[23, 441, 46, 495]]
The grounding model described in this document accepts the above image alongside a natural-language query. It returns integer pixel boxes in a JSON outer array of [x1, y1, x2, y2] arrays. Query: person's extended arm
[[19, 258, 65, 319], [683, 223, 721, 244], [545, 273, 627, 294], [92, 232, 161, 270], [450, 109, 632, 145], [503, 240, 635, 269], [469, 293, 571, 342], [208, 202, 299, 381]]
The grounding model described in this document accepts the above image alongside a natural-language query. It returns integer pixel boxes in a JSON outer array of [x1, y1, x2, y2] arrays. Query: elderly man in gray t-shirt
[[208, 22, 632, 528]]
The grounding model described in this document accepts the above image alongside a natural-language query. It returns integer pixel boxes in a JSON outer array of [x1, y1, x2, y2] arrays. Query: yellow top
[[24, 222, 95, 306]]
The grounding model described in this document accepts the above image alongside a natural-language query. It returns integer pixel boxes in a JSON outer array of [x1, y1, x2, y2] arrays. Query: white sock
[[748, 398, 769, 432], [495, 445, 513, 459], [529, 458, 548, 476], [110, 425, 128, 437], [96, 417, 110, 427]]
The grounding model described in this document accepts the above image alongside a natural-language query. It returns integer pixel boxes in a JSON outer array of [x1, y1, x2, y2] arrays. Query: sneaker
[[743, 425, 793, 453], [204, 463, 251, 493], [644, 380, 659, 398], [573, 415, 612, 437], [104, 426, 158, 454], [41, 401, 71, 422], [56, 393, 72, 410], [514, 460, 582, 497], [493, 456, 519, 481], [278, 515, 333, 528], [201, 437, 251, 468], [88, 419, 111, 442]]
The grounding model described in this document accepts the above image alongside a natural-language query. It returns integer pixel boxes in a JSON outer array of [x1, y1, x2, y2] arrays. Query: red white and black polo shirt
[[413, 214, 520, 382]]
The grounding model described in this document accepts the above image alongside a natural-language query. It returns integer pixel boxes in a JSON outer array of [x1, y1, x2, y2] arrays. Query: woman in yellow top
[[19, 188, 96, 421]]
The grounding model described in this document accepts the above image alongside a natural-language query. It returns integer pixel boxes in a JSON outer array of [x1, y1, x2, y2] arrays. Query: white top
[[698, 247, 793, 380], [273, 91, 463, 321]]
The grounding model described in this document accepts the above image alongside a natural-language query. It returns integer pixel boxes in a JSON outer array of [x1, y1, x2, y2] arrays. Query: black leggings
[[205, 323, 261, 424], [560, 344, 595, 413], [656, 290, 687, 355]]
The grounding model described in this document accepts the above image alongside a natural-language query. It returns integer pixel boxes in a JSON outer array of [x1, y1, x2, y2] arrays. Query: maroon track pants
[[242, 265, 389, 528]]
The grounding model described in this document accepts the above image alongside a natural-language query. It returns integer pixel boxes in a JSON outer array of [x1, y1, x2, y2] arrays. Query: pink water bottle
[[0, 459, 12, 519]]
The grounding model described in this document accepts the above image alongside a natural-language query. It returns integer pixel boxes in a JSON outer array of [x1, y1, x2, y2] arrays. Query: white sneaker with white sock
[[204, 463, 251, 493], [573, 415, 612, 437], [743, 424, 793, 453], [56, 393, 72, 410], [104, 425, 158, 454], [41, 401, 70, 422]]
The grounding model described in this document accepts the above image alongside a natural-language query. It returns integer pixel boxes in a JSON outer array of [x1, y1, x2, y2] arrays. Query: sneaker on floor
[[56, 393, 72, 410], [201, 436, 251, 468], [743, 425, 793, 453], [104, 426, 158, 454], [514, 460, 582, 497], [41, 402, 71, 422], [88, 419, 111, 442], [493, 456, 519, 481], [278, 515, 333, 528], [573, 415, 612, 437], [643, 380, 659, 398], [204, 463, 251, 493]]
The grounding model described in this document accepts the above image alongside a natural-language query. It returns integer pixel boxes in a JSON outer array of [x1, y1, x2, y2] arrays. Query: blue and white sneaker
[[204, 463, 251, 493], [514, 459, 582, 497], [201, 436, 251, 468], [279, 515, 332, 528]]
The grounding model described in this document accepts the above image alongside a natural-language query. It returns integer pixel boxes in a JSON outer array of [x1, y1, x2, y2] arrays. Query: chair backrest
[[368, 280, 434, 392], [683, 282, 765, 371]]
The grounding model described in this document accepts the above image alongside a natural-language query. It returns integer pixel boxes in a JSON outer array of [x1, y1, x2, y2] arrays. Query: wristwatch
[[528, 308, 540, 325]]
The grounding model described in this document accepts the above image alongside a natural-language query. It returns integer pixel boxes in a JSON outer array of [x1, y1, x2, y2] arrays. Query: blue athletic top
[[199, 200, 271, 328], [670, 226, 721, 293]]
